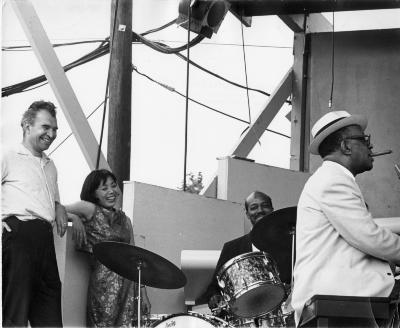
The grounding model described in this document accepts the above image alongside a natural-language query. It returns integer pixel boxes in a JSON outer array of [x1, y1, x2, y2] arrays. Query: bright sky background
[[2, 0, 399, 204]]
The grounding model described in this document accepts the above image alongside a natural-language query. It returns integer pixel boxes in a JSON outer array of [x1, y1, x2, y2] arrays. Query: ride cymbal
[[250, 206, 297, 284], [93, 241, 187, 289]]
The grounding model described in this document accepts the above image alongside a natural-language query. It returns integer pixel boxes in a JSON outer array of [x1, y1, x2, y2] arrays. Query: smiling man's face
[[24, 109, 58, 156], [246, 193, 273, 226]]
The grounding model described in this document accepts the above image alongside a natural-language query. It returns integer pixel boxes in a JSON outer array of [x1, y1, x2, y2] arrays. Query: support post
[[290, 30, 310, 172], [108, 0, 132, 189]]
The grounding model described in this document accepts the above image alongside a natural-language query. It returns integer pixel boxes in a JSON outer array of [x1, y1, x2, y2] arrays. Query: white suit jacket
[[291, 161, 400, 325]]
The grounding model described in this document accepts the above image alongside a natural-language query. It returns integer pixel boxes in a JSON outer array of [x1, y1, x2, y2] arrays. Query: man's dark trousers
[[2, 216, 63, 327]]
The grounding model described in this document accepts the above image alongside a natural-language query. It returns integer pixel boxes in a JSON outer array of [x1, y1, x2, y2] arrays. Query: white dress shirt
[[292, 161, 400, 325], [2, 143, 60, 222]]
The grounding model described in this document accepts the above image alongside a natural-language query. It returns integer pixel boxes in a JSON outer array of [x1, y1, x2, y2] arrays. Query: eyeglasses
[[343, 134, 371, 147]]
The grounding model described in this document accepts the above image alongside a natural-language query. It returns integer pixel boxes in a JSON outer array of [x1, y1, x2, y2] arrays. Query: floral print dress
[[78, 205, 137, 327]]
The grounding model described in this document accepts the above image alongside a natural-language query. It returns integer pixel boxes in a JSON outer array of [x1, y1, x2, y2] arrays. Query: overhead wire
[[132, 37, 291, 104], [240, 11, 252, 124], [140, 18, 177, 36], [2, 39, 107, 51], [2, 41, 110, 97], [48, 98, 108, 156], [132, 65, 290, 139], [49, 64, 290, 158], [183, 6, 191, 191], [2, 26, 289, 103], [2, 16, 292, 141], [328, 4, 336, 109], [150, 39, 292, 49]]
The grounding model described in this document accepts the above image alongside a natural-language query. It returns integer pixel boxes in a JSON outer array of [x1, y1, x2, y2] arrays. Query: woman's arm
[[65, 200, 96, 221], [68, 213, 88, 247]]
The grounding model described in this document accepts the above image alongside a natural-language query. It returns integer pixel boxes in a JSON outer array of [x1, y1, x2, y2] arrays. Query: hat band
[[314, 117, 345, 137]]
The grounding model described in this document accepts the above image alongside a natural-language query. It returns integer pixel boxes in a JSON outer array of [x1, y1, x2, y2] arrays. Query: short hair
[[80, 169, 117, 204], [245, 191, 273, 212], [21, 100, 57, 128], [318, 124, 360, 158]]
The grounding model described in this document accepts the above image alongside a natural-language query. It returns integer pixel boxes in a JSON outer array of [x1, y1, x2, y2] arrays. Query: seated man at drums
[[202, 191, 274, 314]]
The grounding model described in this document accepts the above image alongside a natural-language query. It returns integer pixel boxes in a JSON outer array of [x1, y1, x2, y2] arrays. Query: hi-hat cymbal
[[93, 241, 187, 289], [250, 206, 297, 285]]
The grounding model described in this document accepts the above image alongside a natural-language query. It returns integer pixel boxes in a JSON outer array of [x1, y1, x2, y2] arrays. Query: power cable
[[328, 5, 335, 109], [240, 12, 252, 124], [132, 65, 290, 139], [2, 42, 110, 97], [48, 98, 107, 156], [2, 21, 291, 105], [151, 39, 292, 49], [183, 7, 191, 191], [132, 30, 205, 54], [2, 39, 107, 51], [140, 18, 177, 36]]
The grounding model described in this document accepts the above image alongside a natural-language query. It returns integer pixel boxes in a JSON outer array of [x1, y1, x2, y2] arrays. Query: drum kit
[[93, 206, 297, 328]]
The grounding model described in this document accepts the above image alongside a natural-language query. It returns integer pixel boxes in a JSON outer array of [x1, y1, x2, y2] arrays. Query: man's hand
[[55, 202, 68, 237], [2, 221, 11, 233], [69, 213, 87, 247], [208, 294, 225, 313], [141, 286, 151, 315]]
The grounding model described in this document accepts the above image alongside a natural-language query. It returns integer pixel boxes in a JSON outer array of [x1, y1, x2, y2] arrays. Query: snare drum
[[217, 252, 285, 318], [150, 312, 233, 327]]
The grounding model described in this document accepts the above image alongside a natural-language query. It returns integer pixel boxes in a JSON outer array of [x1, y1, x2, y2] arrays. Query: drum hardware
[[93, 241, 187, 328], [289, 227, 296, 287]]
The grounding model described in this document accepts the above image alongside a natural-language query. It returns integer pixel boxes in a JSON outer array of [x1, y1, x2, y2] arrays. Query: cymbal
[[93, 241, 187, 289], [250, 206, 297, 285]]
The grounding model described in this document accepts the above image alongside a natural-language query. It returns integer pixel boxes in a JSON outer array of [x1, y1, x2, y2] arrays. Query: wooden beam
[[226, 0, 400, 17], [279, 13, 332, 33], [231, 68, 293, 157], [10, 0, 109, 172]]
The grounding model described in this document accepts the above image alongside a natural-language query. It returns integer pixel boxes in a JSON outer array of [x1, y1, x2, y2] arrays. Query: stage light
[[177, 0, 231, 38]]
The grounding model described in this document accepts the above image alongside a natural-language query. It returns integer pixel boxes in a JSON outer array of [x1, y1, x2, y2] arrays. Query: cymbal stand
[[137, 260, 142, 328]]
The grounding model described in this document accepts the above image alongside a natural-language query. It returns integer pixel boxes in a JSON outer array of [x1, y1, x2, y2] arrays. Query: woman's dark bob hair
[[80, 169, 117, 204]]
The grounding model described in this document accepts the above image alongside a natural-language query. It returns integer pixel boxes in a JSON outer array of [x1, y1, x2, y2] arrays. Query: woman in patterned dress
[[66, 169, 151, 327]]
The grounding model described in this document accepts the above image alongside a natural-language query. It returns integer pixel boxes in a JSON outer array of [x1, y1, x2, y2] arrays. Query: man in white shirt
[[292, 111, 400, 327], [2, 100, 68, 327]]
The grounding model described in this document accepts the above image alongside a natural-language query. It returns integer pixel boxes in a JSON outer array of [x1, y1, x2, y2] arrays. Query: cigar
[[370, 150, 392, 157]]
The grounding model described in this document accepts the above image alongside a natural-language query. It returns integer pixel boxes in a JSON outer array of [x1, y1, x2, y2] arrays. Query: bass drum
[[151, 312, 233, 328]]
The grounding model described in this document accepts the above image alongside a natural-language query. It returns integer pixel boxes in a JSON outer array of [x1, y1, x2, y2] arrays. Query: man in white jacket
[[291, 111, 400, 327]]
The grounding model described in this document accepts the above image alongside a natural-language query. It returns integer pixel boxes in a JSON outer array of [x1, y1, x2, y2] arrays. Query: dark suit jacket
[[201, 234, 253, 304]]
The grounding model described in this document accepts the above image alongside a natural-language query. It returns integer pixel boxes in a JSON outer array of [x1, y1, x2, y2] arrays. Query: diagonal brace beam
[[231, 68, 293, 158]]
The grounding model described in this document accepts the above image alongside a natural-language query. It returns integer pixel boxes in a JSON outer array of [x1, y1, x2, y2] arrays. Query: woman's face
[[94, 176, 119, 209]]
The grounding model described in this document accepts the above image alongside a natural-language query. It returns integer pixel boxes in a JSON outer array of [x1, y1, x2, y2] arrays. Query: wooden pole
[[108, 0, 132, 190]]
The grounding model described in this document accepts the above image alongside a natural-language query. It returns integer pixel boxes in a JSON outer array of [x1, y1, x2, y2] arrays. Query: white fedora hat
[[309, 110, 367, 155]]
